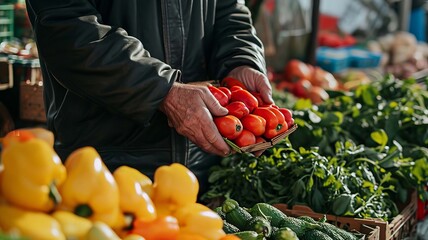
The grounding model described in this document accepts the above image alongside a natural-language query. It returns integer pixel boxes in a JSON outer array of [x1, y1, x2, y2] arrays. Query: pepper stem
[[75, 204, 93, 218], [49, 181, 62, 206]]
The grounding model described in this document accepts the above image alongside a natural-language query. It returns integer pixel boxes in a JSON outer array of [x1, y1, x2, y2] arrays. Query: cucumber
[[222, 199, 253, 230], [214, 206, 226, 219], [233, 231, 260, 240], [319, 222, 357, 240], [270, 227, 299, 240], [245, 216, 272, 237], [249, 203, 287, 227], [302, 229, 333, 240], [223, 220, 240, 234], [297, 216, 317, 224], [278, 216, 320, 237]]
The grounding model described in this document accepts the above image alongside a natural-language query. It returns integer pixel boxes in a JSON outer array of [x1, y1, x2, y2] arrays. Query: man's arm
[[26, 0, 177, 125]]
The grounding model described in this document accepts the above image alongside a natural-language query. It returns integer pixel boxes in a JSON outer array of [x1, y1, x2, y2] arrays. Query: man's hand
[[160, 82, 231, 156], [226, 66, 274, 105]]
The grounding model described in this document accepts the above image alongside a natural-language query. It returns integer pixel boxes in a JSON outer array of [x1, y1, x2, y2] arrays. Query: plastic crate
[[274, 190, 417, 240], [347, 48, 382, 69], [316, 47, 349, 73], [0, 4, 14, 43]]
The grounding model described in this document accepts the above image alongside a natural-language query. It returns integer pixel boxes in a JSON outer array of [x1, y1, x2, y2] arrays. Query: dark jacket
[[25, 0, 266, 188]]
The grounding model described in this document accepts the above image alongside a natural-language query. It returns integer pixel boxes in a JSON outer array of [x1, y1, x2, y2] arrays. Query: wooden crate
[[274, 190, 417, 240], [19, 80, 46, 122]]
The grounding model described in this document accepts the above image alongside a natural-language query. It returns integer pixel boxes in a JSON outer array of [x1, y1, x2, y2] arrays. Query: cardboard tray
[[225, 124, 298, 153]]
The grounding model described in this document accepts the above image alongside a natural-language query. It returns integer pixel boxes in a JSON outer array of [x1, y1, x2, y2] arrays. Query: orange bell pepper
[[174, 203, 225, 240], [58, 146, 123, 228], [130, 215, 180, 240]]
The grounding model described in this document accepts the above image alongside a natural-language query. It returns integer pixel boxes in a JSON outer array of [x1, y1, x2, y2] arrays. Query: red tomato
[[252, 107, 278, 130], [278, 108, 294, 127], [284, 59, 313, 82], [241, 114, 266, 136], [250, 91, 266, 106], [268, 107, 288, 132], [308, 86, 329, 104], [293, 78, 312, 98], [234, 129, 256, 147], [225, 101, 250, 119], [208, 85, 229, 106], [218, 86, 232, 100], [221, 77, 247, 89], [255, 136, 267, 144], [230, 89, 259, 112], [131, 216, 180, 240], [229, 85, 243, 92], [213, 115, 243, 140]]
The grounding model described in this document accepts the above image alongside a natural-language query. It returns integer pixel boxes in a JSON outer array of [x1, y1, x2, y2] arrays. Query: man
[[25, 0, 273, 193]]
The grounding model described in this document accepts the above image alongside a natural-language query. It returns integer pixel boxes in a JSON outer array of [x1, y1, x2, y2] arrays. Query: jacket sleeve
[[210, 0, 267, 80], [25, 0, 178, 125]]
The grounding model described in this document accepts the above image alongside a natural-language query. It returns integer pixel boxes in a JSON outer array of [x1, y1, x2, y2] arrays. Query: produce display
[[273, 59, 341, 104], [0, 129, 236, 240], [210, 78, 295, 150], [203, 74, 428, 224], [367, 31, 428, 79]]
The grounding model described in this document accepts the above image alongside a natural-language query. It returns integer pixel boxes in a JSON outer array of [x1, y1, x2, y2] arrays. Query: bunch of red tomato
[[210, 77, 294, 148]]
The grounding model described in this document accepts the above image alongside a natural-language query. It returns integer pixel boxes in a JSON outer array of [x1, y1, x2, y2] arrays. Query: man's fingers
[[203, 92, 228, 117]]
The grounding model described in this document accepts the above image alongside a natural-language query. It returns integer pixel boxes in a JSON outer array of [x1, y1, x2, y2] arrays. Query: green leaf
[[307, 176, 314, 191], [332, 194, 355, 216], [308, 110, 322, 123], [370, 129, 388, 148], [310, 188, 325, 213], [294, 98, 313, 110], [323, 174, 336, 187], [411, 158, 428, 182], [320, 112, 344, 126]]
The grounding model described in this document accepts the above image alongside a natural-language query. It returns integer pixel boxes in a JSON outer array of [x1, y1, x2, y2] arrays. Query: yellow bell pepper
[[113, 166, 157, 223], [152, 163, 199, 215], [1, 130, 66, 212], [58, 146, 123, 228], [174, 203, 225, 240], [52, 210, 93, 240], [84, 221, 121, 240], [25, 127, 55, 147], [0, 203, 66, 240]]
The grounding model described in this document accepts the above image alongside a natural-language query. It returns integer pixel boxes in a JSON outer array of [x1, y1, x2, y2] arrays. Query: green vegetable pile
[[218, 199, 361, 240], [202, 75, 428, 221]]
